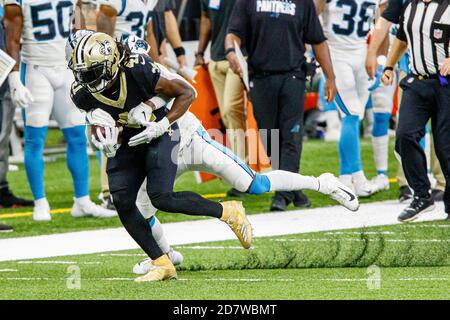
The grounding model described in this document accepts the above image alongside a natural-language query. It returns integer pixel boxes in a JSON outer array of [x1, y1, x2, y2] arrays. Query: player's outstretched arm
[[224, 33, 243, 77], [4, 4, 23, 72], [312, 42, 336, 103], [195, 11, 212, 66], [96, 4, 117, 36], [72, 0, 86, 31], [382, 38, 407, 86], [366, 17, 392, 79], [146, 21, 161, 63], [154, 77, 196, 124], [165, 10, 187, 68], [4, 3, 33, 109]]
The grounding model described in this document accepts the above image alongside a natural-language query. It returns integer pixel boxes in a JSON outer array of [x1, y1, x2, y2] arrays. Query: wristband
[[224, 47, 236, 57], [383, 66, 394, 72], [173, 47, 186, 57], [149, 96, 169, 109], [159, 116, 171, 131]]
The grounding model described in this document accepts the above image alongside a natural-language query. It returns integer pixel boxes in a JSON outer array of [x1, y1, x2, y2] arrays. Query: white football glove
[[86, 108, 116, 127], [127, 103, 153, 127], [128, 117, 170, 147], [91, 127, 121, 158], [8, 71, 34, 109]]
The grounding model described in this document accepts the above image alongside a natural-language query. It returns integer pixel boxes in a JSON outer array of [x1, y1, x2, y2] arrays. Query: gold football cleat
[[220, 201, 253, 249], [134, 254, 177, 282]]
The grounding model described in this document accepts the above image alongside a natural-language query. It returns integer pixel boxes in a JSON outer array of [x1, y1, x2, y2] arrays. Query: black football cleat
[[431, 189, 444, 202], [293, 190, 311, 208], [101, 195, 116, 210], [226, 188, 247, 198], [398, 196, 435, 222], [0, 223, 13, 233], [270, 196, 289, 212], [0, 187, 33, 208], [398, 186, 413, 203]]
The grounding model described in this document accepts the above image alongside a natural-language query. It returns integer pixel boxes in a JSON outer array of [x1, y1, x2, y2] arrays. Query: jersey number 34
[[332, 0, 376, 37]]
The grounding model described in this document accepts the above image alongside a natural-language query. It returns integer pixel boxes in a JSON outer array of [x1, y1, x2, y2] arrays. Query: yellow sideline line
[[0, 178, 400, 220]]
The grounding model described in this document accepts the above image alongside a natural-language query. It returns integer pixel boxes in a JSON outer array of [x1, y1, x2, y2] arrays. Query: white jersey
[[5, 0, 76, 66], [97, 0, 158, 40], [321, 0, 380, 51]]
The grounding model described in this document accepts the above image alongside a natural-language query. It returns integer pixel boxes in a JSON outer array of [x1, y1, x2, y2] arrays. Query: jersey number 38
[[332, 0, 376, 37]]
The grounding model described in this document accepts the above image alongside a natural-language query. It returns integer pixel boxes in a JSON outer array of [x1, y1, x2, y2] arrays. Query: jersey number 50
[[332, 0, 376, 37], [31, 1, 73, 41]]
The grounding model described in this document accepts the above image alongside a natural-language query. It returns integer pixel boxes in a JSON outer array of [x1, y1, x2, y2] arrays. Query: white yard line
[[0, 200, 447, 262]]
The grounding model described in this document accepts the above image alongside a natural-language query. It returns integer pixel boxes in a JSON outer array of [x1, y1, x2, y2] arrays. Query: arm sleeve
[[97, 0, 124, 13], [165, 0, 176, 11], [200, 0, 208, 13], [227, 0, 249, 40], [303, 0, 327, 44], [131, 55, 161, 101], [381, 0, 404, 24]]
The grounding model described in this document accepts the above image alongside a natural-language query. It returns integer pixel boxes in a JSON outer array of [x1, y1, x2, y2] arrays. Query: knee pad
[[62, 125, 87, 147], [248, 174, 271, 195], [372, 112, 391, 137], [24, 126, 47, 151], [112, 190, 136, 214], [149, 192, 173, 212]]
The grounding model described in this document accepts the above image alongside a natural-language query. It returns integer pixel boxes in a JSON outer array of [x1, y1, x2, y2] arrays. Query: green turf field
[[0, 132, 399, 239], [1, 131, 449, 300], [0, 221, 449, 299]]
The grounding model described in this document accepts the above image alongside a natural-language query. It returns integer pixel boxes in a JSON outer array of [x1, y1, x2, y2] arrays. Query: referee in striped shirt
[[382, 0, 450, 222]]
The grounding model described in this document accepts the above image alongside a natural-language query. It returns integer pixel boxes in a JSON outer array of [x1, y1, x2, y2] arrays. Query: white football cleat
[[353, 177, 377, 198], [133, 249, 184, 275], [371, 174, 390, 192], [71, 197, 117, 218], [318, 173, 359, 211], [33, 198, 51, 221]]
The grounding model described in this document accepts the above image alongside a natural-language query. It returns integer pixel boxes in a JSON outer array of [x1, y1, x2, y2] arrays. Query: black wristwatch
[[383, 66, 394, 72]]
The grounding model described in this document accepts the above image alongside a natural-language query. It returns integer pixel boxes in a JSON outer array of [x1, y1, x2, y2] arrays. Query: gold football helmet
[[70, 32, 121, 93]]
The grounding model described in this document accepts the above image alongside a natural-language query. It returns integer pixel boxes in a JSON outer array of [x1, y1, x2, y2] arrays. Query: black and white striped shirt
[[397, 0, 450, 76]]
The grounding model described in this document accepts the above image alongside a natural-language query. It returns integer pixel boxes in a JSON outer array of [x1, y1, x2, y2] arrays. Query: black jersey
[[70, 53, 165, 126]]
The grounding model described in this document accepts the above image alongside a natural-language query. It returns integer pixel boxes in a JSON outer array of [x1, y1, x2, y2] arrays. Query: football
[[91, 123, 123, 144]]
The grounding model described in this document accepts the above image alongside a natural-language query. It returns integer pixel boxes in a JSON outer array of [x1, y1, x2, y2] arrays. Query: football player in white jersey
[[4, 0, 116, 221], [316, 0, 381, 197], [96, 0, 163, 62]]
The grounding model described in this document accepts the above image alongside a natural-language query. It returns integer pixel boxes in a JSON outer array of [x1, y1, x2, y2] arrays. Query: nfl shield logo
[[434, 29, 443, 39]]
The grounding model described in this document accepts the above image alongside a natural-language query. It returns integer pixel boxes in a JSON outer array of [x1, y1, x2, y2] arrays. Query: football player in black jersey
[[69, 32, 253, 282]]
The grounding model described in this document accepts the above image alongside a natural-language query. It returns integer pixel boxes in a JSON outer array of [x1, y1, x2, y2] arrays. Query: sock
[[74, 195, 90, 205], [148, 216, 171, 253], [339, 174, 352, 187], [339, 115, 362, 175], [34, 197, 49, 208], [62, 126, 89, 198], [265, 171, 319, 192], [24, 126, 48, 200], [372, 112, 391, 175], [352, 170, 366, 183]]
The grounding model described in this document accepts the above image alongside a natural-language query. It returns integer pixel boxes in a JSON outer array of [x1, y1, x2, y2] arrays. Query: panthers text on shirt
[[256, 0, 296, 16]]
